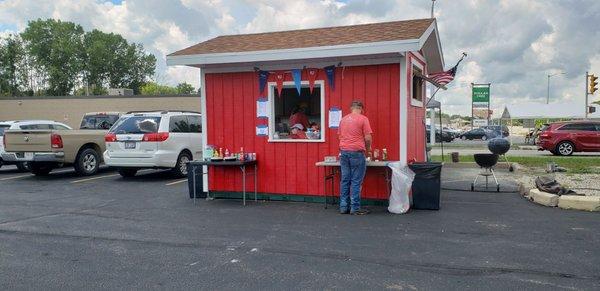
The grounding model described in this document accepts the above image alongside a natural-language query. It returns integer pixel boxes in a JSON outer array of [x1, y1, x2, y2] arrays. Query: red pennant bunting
[[306, 68, 318, 93], [275, 70, 285, 97]]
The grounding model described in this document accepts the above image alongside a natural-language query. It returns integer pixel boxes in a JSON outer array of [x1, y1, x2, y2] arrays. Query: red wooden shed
[[167, 18, 445, 203]]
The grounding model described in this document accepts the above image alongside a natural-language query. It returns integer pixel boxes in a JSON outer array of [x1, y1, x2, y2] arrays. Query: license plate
[[125, 141, 136, 149], [24, 152, 34, 159]]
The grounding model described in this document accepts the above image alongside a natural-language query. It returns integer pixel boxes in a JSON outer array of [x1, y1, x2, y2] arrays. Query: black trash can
[[408, 162, 442, 210], [187, 161, 206, 199]]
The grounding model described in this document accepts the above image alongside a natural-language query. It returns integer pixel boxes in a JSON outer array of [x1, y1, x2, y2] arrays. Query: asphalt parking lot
[[1, 165, 599, 290]]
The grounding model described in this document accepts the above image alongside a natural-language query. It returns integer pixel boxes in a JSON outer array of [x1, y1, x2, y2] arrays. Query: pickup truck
[[1, 112, 121, 176]]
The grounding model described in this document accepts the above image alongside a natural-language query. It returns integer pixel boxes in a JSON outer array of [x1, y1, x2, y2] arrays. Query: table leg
[[241, 165, 246, 206], [192, 167, 196, 205], [385, 168, 391, 198], [323, 167, 328, 209], [254, 164, 257, 202], [331, 168, 336, 208]]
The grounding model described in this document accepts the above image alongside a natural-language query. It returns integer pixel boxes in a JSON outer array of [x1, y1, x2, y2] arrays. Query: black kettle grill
[[487, 138, 513, 172], [471, 153, 500, 192]]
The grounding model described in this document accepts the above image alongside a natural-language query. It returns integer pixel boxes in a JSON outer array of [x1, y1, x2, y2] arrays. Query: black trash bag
[[535, 176, 576, 196], [408, 162, 442, 210]]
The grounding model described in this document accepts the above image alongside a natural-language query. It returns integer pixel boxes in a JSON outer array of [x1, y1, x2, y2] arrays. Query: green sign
[[472, 86, 490, 102]]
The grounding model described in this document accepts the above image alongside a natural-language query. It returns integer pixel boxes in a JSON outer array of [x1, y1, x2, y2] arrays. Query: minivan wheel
[[461, 136, 466, 140], [556, 141, 574, 156], [481, 135, 488, 141], [118, 168, 138, 178], [30, 163, 52, 176], [74, 148, 100, 176], [172, 151, 192, 178], [16, 162, 30, 172]]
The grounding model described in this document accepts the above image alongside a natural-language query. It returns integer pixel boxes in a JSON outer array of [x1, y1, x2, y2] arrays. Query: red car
[[537, 121, 600, 156]]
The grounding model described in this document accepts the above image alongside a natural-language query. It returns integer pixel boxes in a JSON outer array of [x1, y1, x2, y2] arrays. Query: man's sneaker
[[339, 209, 350, 214], [350, 209, 370, 215]]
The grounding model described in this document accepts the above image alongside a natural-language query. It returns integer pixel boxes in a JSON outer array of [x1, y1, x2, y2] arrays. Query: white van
[[103, 111, 202, 177]]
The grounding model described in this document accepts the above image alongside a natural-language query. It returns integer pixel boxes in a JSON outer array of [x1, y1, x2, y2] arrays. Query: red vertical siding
[[406, 52, 427, 162], [205, 63, 404, 199]]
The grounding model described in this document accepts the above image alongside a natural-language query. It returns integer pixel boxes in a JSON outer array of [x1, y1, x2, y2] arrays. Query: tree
[[21, 19, 85, 96], [140, 82, 178, 95], [12, 19, 156, 96], [0, 34, 25, 96], [176, 82, 195, 94]]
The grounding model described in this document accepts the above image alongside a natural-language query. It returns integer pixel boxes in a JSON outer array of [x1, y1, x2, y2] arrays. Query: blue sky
[[0, 0, 599, 115]]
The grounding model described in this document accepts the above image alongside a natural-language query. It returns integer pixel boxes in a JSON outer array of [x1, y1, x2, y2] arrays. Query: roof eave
[[417, 19, 444, 72], [166, 39, 421, 67]]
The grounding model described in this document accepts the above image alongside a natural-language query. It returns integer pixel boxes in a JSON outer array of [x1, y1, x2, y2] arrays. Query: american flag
[[427, 65, 457, 86]]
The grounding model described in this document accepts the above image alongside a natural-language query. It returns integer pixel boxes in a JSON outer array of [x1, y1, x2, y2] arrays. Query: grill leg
[[491, 168, 499, 186]]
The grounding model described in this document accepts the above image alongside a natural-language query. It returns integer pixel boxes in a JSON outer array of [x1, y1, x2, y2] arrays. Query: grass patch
[[431, 154, 600, 174]]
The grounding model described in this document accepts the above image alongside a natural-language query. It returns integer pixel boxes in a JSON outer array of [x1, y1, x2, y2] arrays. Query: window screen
[[271, 84, 323, 141]]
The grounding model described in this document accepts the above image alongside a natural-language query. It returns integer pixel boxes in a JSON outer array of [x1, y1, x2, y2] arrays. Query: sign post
[[471, 83, 491, 128]]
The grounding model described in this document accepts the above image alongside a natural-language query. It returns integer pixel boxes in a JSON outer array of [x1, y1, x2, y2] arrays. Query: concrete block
[[558, 195, 600, 211], [528, 189, 559, 207]]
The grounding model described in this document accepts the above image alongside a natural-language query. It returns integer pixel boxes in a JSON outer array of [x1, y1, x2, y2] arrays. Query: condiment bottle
[[225, 148, 230, 157], [373, 149, 379, 161], [382, 148, 388, 161], [239, 147, 245, 161], [219, 148, 223, 158]]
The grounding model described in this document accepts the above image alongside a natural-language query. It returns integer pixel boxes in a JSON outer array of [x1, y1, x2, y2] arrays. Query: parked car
[[458, 128, 496, 141], [103, 111, 203, 178], [1, 120, 72, 171], [79, 112, 122, 129], [1, 113, 121, 176], [537, 121, 600, 156], [426, 125, 454, 142], [482, 125, 510, 137]]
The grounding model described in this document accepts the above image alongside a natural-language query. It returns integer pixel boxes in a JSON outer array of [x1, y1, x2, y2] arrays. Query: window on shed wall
[[412, 66, 424, 103], [269, 82, 324, 142]]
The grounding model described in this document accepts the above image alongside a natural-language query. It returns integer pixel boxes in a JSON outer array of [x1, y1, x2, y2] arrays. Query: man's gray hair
[[351, 100, 364, 109]]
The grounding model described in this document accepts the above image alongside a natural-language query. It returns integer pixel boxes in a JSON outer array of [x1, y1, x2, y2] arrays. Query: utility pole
[[431, 0, 436, 18], [586, 71, 589, 119]]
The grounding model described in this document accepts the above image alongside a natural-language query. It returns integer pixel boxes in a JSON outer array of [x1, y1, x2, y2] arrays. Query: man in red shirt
[[289, 105, 310, 130], [338, 100, 373, 215]]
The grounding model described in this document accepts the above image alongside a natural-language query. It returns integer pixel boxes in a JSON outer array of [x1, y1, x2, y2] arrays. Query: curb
[[558, 195, 600, 211], [444, 162, 519, 171], [528, 189, 558, 207], [525, 188, 600, 211]]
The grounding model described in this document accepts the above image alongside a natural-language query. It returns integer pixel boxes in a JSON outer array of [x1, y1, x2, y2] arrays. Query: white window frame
[[410, 62, 425, 107], [267, 80, 326, 143]]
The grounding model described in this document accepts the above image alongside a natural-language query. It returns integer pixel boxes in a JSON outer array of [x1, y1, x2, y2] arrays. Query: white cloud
[[0, 0, 599, 115]]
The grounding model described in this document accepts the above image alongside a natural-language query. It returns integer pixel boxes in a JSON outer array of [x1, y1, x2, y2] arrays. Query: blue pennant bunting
[[291, 69, 302, 95], [324, 65, 335, 90], [258, 70, 269, 94]]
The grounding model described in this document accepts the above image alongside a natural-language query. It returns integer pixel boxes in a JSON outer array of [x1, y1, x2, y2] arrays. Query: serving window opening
[[412, 66, 424, 104], [269, 81, 325, 142]]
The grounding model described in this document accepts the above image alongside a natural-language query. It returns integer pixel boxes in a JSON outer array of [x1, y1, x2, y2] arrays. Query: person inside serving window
[[290, 124, 307, 139], [289, 103, 310, 130]]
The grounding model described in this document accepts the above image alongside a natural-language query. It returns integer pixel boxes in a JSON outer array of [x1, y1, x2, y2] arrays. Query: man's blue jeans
[[339, 150, 367, 212]]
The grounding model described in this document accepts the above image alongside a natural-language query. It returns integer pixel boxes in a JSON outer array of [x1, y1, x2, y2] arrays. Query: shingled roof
[[169, 18, 435, 56]]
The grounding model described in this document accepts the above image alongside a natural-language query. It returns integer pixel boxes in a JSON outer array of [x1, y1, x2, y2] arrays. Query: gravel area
[[517, 166, 600, 197]]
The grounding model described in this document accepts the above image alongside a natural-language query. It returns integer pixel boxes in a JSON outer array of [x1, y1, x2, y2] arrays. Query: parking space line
[[70, 174, 120, 184], [165, 179, 188, 186], [0, 174, 32, 181]]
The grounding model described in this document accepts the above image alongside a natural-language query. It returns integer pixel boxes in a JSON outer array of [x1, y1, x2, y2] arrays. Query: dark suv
[[537, 121, 600, 155], [482, 125, 510, 137]]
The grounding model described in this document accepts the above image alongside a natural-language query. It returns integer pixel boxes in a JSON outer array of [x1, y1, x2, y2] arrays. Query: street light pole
[[431, 0, 436, 18], [546, 72, 565, 104]]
